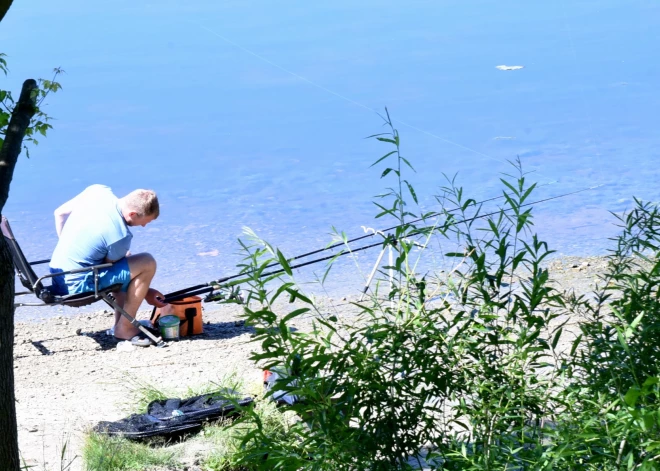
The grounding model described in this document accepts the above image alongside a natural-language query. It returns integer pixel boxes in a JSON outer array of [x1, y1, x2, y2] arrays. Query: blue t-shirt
[[50, 185, 132, 289]]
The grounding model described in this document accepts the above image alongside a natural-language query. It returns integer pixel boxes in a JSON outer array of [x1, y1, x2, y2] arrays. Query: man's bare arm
[[54, 201, 74, 237]]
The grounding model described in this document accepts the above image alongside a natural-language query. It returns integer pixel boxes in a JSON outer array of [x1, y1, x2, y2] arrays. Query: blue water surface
[[1, 0, 659, 320]]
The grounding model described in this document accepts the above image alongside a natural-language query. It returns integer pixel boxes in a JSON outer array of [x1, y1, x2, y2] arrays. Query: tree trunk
[[0, 79, 38, 471], [0, 79, 37, 210], [0, 0, 14, 23], [0, 236, 17, 468]]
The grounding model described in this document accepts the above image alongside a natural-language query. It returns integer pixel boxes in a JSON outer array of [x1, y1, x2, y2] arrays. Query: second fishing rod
[[158, 190, 511, 302], [163, 183, 600, 304]]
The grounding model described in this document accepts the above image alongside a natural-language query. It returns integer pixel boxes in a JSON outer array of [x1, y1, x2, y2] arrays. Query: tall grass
[[82, 434, 177, 471]]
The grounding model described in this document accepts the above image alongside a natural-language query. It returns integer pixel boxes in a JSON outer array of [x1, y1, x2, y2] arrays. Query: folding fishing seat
[[1, 216, 165, 347]]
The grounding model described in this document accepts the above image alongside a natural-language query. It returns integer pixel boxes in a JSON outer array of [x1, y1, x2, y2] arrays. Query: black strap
[[184, 307, 196, 336]]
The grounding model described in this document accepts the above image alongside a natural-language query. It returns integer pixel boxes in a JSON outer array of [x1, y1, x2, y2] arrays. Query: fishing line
[[179, 18, 613, 301], [165, 194, 505, 302], [161, 191, 507, 301], [160, 182, 602, 305], [260, 192, 507, 270], [162, 182, 602, 304], [558, 0, 612, 198], [558, 1, 598, 153], [225, 178, 565, 273], [196, 23, 552, 179], [238, 183, 603, 283]]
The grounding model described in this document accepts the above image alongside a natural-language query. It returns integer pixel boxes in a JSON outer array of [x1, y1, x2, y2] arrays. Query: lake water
[[1, 0, 659, 320]]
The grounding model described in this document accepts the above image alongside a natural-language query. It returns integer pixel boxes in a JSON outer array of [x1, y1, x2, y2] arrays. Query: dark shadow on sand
[[83, 320, 256, 351], [14, 336, 81, 359]]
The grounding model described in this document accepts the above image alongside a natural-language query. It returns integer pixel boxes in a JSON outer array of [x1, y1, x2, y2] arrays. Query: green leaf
[[281, 308, 310, 323], [376, 137, 397, 144], [520, 183, 537, 204], [321, 250, 344, 284], [624, 386, 641, 407], [369, 150, 396, 168], [278, 319, 288, 340], [487, 219, 500, 237], [381, 168, 393, 178], [285, 288, 312, 305], [500, 178, 520, 197], [276, 249, 293, 276], [569, 334, 582, 357], [400, 156, 415, 172], [642, 377, 659, 387], [404, 180, 418, 204], [551, 328, 562, 350], [461, 198, 476, 211], [630, 312, 645, 330], [269, 282, 295, 304]]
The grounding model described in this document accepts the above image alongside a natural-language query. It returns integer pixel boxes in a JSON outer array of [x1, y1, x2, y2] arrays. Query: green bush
[[226, 113, 660, 470], [548, 200, 660, 470]]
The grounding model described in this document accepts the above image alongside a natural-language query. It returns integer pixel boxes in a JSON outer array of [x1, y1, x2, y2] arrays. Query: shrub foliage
[[230, 113, 660, 470]]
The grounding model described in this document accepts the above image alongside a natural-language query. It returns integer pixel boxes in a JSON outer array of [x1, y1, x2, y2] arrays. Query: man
[[49, 184, 167, 340]]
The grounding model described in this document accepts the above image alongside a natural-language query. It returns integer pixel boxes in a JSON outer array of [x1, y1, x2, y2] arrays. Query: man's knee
[[127, 252, 157, 275], [142, 253, 157, 270]]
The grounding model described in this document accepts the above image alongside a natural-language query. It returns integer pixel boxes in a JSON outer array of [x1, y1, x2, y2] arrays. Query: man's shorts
[[49, 258, 132, 295]]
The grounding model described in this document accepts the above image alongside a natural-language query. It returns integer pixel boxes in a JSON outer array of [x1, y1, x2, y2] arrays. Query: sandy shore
[[14, 255, 609, 470]]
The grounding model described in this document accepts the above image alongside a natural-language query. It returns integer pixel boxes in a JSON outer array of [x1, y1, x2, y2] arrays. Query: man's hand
[[145, 288, 167, 308]]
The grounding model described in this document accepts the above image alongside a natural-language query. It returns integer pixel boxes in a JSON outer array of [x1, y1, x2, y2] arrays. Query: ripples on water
[[2, 0, 658, 320]]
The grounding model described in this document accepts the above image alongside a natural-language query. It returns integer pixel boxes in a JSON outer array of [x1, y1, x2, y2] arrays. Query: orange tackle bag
[[153, 296, 203, 336]]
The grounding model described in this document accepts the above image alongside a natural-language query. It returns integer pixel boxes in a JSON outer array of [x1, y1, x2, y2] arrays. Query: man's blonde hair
[[122, 189, 159, 218]]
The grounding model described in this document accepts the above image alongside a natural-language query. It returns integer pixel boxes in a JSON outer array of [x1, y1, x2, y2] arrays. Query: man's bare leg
[[113, 253, 157, 340], [112, 291, 126, 332]]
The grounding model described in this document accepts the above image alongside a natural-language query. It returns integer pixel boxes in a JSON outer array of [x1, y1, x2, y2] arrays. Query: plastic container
[[159, 315, 180, 340]]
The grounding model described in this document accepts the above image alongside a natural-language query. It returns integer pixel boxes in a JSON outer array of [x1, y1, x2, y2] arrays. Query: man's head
[[119, 189, 159, 227]]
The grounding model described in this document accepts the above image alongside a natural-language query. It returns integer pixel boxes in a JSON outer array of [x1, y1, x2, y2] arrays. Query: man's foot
[[111, 319, 154, 339]]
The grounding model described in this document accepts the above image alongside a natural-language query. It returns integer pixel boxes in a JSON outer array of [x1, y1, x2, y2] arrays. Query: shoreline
[[13, 250, 612, 325], [14, 254, 609, 469]]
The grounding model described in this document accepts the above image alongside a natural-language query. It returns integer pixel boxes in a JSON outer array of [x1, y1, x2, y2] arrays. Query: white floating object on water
[[496, 65, 524, 71], [197, 249, 220, 257]]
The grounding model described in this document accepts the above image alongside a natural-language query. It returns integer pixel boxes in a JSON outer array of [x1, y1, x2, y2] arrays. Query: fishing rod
[[224, 178, 561, 276], [157, 190, 510, 303], [157, 236, 392, 305], [211, 183, 602, 286], [261, 193, 504, 266], [160, 184, 601, 304]]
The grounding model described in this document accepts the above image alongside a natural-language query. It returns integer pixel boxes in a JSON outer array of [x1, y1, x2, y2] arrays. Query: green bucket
[[159, 315, 180, 340]]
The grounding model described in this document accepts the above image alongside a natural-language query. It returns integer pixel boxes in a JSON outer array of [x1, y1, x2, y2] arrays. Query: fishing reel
[[203, 284, 246, 305]]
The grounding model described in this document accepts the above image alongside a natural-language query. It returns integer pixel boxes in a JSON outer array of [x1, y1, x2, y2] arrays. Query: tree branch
[[0, 79, 37, 213], [0, 0, 14, 23]]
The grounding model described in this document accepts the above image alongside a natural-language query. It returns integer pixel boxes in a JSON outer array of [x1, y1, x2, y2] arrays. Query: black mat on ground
[[94, 389, 254, 439]]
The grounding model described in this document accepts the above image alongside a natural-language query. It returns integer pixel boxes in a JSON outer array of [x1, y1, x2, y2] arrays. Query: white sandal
[[130, 335, 151, 347]]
